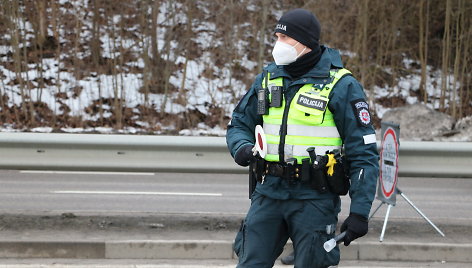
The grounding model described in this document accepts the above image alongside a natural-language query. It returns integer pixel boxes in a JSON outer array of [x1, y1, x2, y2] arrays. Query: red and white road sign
[[379, 127, 399, 199]]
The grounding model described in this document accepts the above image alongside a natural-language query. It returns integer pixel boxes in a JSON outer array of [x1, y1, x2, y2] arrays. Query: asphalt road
[[0, 169, 471, 224], [0, 170, 249, 216], [1, 169, 472, 267]]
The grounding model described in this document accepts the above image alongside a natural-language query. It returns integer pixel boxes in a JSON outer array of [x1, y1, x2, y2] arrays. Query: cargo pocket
[[233, 219, 246, 258], [308, 231, 340, 268]]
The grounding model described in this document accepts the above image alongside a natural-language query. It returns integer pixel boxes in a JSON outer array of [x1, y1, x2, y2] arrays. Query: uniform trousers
[[234, 192, 341, 268]]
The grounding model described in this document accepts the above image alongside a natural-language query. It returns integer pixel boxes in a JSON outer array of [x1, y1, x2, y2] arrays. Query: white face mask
[[271, 41, 306, 65]]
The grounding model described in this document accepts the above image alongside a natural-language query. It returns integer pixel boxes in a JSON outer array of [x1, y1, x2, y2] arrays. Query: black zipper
[[278, 95, 290, 163]]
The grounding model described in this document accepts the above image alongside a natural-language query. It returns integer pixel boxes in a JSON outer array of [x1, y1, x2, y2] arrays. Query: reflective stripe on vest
[[261, 68, 351, 163]]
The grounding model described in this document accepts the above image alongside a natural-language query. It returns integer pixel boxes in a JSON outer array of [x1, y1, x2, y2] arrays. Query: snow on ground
[[372, 58, 460, 119], [0, 5, 463, 138], [0, 50, 460, 137]]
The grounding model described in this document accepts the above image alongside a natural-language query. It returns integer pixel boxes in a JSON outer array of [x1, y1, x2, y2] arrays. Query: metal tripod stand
[[369, 187, 445, 242]]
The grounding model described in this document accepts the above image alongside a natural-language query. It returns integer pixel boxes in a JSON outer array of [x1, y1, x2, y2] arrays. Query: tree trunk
[[257, 0, 269, 72], [440, 0, 452, 112], [418, 0, 429, 104]]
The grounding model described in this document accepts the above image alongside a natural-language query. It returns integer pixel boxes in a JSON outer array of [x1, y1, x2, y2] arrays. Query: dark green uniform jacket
[[226, 46, 379, 218]]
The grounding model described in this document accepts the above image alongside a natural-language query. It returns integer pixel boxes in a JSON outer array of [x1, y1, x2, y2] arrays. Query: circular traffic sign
[[379, 127, 399, 198]]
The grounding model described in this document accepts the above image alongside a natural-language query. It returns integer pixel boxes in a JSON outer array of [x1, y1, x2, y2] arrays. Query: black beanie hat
[[274, 8, 321, 50]]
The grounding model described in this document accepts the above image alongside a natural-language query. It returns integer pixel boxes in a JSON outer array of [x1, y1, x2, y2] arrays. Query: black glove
[[234, 144, 255, 167], [340, 213, 368, 246]]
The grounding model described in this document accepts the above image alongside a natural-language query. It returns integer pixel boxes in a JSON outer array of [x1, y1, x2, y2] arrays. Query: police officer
[[226, 8, 379, 268]]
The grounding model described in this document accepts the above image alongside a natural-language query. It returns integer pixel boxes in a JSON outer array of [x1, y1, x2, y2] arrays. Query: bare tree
[[418, 0, 430, 104], [159, 0, 176, 117], [257, 0, 269, 72], [440, 0, 452, 112], [5, 0, 30, 125], [1, 0, 472, 131]]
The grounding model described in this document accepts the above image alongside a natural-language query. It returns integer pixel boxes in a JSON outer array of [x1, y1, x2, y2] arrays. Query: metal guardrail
[[0, 132, 242, 173], [0, 132, 471, 177]]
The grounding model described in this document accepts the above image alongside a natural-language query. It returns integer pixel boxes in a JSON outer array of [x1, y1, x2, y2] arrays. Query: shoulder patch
[[351, 99, 371, 127]]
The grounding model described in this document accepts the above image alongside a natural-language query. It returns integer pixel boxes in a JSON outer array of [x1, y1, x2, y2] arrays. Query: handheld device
[[270, 86, 283, 107], [257, 70, 270, 115]]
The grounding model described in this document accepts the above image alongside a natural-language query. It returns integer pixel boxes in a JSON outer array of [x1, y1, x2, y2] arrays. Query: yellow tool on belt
[[326, 153, 337, 176]]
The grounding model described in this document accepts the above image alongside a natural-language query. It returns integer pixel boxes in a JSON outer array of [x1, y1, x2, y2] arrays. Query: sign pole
[[379, 204, 393, 242]]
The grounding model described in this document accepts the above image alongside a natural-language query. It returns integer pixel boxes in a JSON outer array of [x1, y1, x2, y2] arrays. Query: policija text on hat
[[226, 8, 379, 268]]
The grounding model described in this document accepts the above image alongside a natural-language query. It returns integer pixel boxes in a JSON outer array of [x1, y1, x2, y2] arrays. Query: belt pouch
[[285, 158, 297, 183], [311, 165, 328, 193], [301, 158, 311, 183], [326, 158, 350, 195], [255, 158, 265, 183]]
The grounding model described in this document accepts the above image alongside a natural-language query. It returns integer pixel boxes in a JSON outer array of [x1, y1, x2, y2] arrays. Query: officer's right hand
[[340, 213, 368, 246], [234, 144, 255, 167]]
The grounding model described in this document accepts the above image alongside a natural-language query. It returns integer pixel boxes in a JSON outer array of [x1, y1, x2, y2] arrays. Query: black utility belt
[[252, 157, 350, 196], [264, 162, 306, 181]]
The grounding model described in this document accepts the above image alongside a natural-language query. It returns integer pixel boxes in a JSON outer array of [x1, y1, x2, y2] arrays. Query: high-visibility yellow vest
[[262, 68, 351, 163]]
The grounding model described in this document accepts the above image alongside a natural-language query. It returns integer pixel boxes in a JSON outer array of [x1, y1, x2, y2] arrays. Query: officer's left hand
[[340, 213, 368, 246]]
